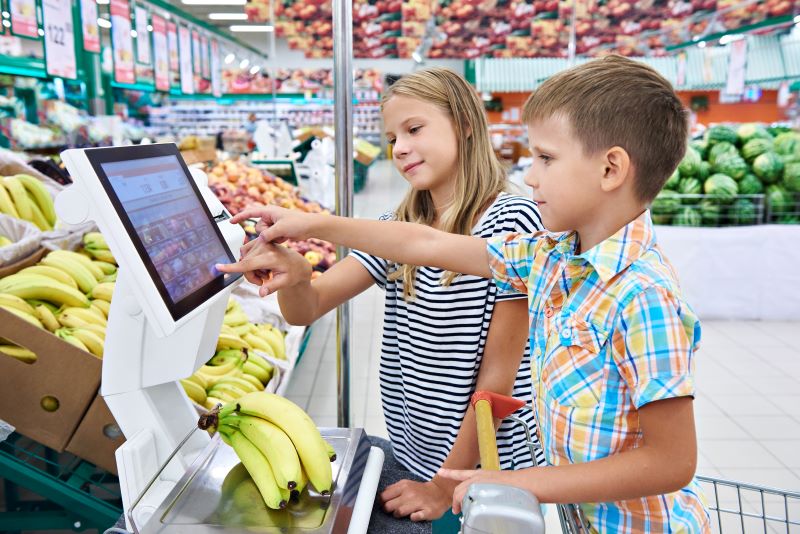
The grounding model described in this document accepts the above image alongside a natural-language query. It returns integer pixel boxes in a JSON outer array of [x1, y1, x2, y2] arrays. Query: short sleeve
[[494, 199, 544, 302], [349, 211, 392, 289], [614, 286, 701, 409], [487, 233, 541, 296]]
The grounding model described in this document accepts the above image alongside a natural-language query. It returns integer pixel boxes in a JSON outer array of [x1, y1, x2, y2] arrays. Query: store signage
[[42, 0, 76, 79], [80, 0, 100, 53], [676, 52, 687, 88], [10, 0, 38, 38], [777, 82, 790, 108], [191, 30, 201, 74], [152, 15, 169, 92], [201, 35, 210, 79], [211, 39, 221, 97], [135, 6, 150, 64], [110, 0, 135, 84], [725, 38, 748, 97], [167, 21, 179, 73], [179, 25, 194, 94]]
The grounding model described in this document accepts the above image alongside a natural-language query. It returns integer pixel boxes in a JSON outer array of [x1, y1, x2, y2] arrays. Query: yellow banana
[[238, 372, 264, 390], [0, 293, 37, 316], [210, 348, 245, 366], [242, 360, 271, 385], [225, 414, 302, 490], [18, 265, 79, 289], [82, 231, 108, 250], [0, 274, 91, 308], [180, 378, 207, 405], [91, 282, 115, 302], [259, 325, 286, 360], [47, 250, 105, 280], [227, 430, 288, 509], [209, 382, 249, 399], [232, 323, 254, 337], [27, 200, 51, 231], [87, 248, 117, 264], [41, 255, 97, 293], [243, 333, 275, 356], [226, 298, 240, 313], [70, 328, 105, 358], [91, 261, 117, 275], [220, 392, 332, 495], [216, 376, 260, 394], [0, 344, 36, 364], [26, 299, 58, 314], [88, 303, 108, 320], [60, 307, 107, 327], [199, 359, 240, 377], [211, 389, 237, 403], [187, 372, 209, 390], [220, 324, 237, 336], [76, 323, 106, 340], [0, 305, 44, 329], [323, 439, 337, 462], [101, 272, 117, 283], [0, 182, 20, 217], [55, 328, 89, 352], [15, 174, 56, 227], [2, 176, 33, 222], [216, 332, 251, 351], [248, 354, 274, 376], [34, 304, 61, 332], [205, 396, 225, 410], [223, 310, 250, 327], [91, 298, 111, 317]]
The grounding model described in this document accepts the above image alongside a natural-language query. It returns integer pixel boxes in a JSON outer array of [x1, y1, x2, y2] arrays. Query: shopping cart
[[467, 391, 800, 534]]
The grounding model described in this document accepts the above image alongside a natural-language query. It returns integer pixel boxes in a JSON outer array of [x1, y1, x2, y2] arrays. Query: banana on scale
[[225, 429, 289, 510]]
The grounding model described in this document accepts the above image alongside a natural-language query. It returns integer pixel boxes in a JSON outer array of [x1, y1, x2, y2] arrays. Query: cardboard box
[[0, 308, 101, 451], [0, 247, 46, 279], [66, 394, 125, 474], [181, 147, 218, 166]]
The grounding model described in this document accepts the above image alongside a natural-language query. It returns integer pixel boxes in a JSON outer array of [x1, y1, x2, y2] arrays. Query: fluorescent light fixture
[[182, 0, 245, 5], [698, 41, 706, 48], [229, 25, 273, 32], [224, 53, 235, 64], [97, 17, 111, 28], [96, 0, 109, 4], [1, 11, 9, 18], [719, 34, 744, 45], [146, 24, 153, 32], [131, 29, 138, 37], [38, 28, 44, 36], [250, 65, 260, 74], [239, 58, 250, 69], [209, 12, 248, 20], [2, 20, 10, 28]]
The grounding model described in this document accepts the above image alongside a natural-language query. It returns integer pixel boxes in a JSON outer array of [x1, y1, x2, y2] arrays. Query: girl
[[225, 67, 544, 532]]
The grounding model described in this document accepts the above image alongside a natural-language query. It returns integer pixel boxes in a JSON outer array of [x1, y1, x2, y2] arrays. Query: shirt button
[[561, 327, 571, 339]]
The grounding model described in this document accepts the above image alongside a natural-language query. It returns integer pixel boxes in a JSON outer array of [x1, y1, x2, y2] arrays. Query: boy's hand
[[380, 479, 452, 522], [216, 239, 312, 296], [229, 205, 317, 244], [437, 468, 512, 515]]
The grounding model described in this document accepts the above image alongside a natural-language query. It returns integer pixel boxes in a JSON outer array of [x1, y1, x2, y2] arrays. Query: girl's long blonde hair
[[383, 67, 508, 300]]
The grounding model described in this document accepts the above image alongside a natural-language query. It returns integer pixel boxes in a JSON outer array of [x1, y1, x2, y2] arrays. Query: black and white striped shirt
[[351, 193, 546, 479]]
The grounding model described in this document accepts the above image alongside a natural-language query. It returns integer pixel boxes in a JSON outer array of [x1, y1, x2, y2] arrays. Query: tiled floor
[[287, 160, 800, 529]]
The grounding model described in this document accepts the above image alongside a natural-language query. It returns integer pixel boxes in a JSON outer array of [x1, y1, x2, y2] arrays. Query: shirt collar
[[578, 210, 657, 283]]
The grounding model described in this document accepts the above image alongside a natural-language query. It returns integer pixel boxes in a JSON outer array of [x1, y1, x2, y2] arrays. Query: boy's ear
[[600, 146, 631, 193]]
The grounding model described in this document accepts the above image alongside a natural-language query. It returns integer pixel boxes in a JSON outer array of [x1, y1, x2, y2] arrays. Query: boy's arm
[[229, 206, 492, 279], [441, 395, 698, 512]]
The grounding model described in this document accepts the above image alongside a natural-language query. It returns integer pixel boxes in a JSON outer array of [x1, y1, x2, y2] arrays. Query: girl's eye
[[387, 138, 396, 145], [538, 155, 552, 163], [409, 125, 421, 134]]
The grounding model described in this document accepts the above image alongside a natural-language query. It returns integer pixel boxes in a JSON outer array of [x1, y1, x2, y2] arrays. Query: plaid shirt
[[487, 210, 710, 533]]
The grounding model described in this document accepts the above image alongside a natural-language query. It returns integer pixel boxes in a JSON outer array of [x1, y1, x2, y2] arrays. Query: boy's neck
[[574, 204, 648, 255]]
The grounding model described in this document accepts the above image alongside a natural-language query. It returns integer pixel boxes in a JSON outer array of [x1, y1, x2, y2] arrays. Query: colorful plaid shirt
[[487, 210, 710, 533]]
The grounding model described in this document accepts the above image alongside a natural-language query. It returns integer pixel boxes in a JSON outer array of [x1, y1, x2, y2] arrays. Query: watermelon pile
[[652, 124, 800, 226]]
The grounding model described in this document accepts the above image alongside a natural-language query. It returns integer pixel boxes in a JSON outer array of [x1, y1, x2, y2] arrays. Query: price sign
[[43, 0, 77, 79], [167, 22, 179, 72], [191, 29, 201, 74], [211, 39, 221, 98], [725, 38, 748, 97], [201, 35, 210, 79], [179, 25, 194, 94], [135, 6, 150, 64], [80, 0, 100, 53], [110, 0, 135, 84], [152, 15, 169, 91], [10, 0, 38, 38]]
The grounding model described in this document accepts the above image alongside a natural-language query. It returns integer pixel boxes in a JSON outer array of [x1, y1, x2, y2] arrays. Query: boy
[[218, 55, 710, 532]]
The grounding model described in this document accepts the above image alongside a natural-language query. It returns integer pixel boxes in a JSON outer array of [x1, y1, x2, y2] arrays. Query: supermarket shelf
[[0, 55, 47, 79]]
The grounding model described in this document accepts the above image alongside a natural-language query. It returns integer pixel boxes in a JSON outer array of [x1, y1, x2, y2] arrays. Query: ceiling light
[[182, 0, 245, 5], [97, 17, 111, 28], [1, 20, 9, 28], [698, 41, 706, 48], [229, 25, 273, 32], [250, 65, 260, 74], [719, 34, 744, 45], [795, 15, 800, 23], [38, 28, 44, 36], [239, 58, 249, 69], [209, 13, 248, 20], [131, 29, 138, 37], [224, 53, 235, 64], [146, 24, 153, 32], [1, 11, 9, 17], [96, 0, 109, 4], [411, 51, 422, 63]]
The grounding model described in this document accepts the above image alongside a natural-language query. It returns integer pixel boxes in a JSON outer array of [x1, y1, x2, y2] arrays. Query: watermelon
[[741, 137, 773, 162], [774, 132, 800, 156], [784, 162, 800, 193], [713, 154, 748, 181], [729, 198, 758, 226], [690, 139, 709, 159], [673, 207, 702, 226], [766, 185, 794, 219], [678, 147, 702, 177], [704, 173, 738, 203], [651, 189, 681, 224], [697, 161, 711, 182], [678, 177, 702, 204], [738, 173, 764, 195], [778, 215, 800, 225], [706, 125, 739, 146], [708, 142, 738, 166], [737, 123, 772, 145], [664, 168, 681, 190], [752, 152, 784, 184], [699, 198, 722, 226]]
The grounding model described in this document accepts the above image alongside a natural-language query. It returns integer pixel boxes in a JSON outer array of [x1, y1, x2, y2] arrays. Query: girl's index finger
[[437, 468, 479, 482]]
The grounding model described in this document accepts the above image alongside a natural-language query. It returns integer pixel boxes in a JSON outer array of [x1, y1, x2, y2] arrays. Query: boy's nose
[[524, 167, 538, 188]]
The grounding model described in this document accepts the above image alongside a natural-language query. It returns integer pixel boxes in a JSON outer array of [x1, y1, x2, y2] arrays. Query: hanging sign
[[179, 25, 194, 94], [201, 35, 210, 79], [10, 0, 38, 38], [211, 39, 221, 97], [135, 6, 150, 64], [192, 29, 201, 74], [42, 0, 77, 79], [152, 14, 169, 91], [724, 38, 748, 97], [167, 21, 179, 72], [80, 0, 100, 53], [110, 0, 135, 84], [676, 51, 687, 88]]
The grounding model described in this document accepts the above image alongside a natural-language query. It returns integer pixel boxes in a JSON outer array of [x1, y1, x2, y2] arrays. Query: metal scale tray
[[129, 427, 374, 533]]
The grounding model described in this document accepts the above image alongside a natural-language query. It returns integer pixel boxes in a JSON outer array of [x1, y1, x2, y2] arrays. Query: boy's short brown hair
[[522, 55, 688, 203]]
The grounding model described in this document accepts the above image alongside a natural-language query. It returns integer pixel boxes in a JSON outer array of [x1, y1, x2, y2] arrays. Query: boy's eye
[[538, 154, 552, 163]]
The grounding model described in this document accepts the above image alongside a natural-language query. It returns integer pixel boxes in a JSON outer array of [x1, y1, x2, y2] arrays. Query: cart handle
[[471, 391, 526, 471]]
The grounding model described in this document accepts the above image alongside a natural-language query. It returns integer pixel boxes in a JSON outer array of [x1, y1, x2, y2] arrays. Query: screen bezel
[[84, 144, 241, 322]]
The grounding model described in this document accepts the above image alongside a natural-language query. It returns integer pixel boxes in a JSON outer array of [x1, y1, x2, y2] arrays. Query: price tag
[[211, 39, 221, 98], [43, 0, 77, 80], [179, 25, 194, 94], [192, 29, 201, 74], [152, 15, 169, 92], [167, 22, 179, 72], [135, 6, 150, 64], [10, 0, 38, 38], [201, 35, 210, 79], [111, 0, 135, 84], [80, 0, 100, 53]]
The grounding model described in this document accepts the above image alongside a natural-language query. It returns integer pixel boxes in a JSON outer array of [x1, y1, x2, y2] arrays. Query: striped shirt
[[487, 210, 710, 533], [351, 193, 546, 479]]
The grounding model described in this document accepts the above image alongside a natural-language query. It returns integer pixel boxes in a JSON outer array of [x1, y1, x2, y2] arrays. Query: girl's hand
[[437, 468, 513, 515], [216, 239, 312, 296], [228, 205, 316, 244], [380, 479, 452, 522]]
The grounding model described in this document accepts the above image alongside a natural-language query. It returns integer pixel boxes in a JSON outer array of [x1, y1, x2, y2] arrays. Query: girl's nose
[[392, 138, 409, 158]]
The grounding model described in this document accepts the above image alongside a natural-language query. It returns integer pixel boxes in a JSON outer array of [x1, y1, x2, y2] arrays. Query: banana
[[238, 372, 264, 390], [323, 439, 337, 462], [199, 359, 240, 377], [101, 272, 117, 283], [205, 396, 225, 410], [87, 248, 117, 264], [91, 299, 111, 317], [76, 323, 106, 340], [27, 201, 51, 231], [223, 310, 250, 327], [55, 328, 89, 352], [180, 378, 207, 405], [227, 429, 288, 509], [243, 333, 275, 356], [211, 389, 237, 404], [0, 293, 37, 316], [220, 324, 237, 337], [83, 232, 108, 250], [47, 250, 105, 280], [88, 303, 108, 320], [60, 307, 107, 327], [0, 305, 44, 329], [216, 376, 260, 394], [225, 414, 302, 490], [71, 328, 105, 358], [209, 382, 250, 399], [259, 325, 287, 360], [210, 349, 245, 366], [292, 465, 309, 499], [2, 176, 33, 222], [18, 266, 79, 289], [34, 304, 61, 332], [91, 282, 115, 302], [0, 344, 36, 363], [224, 469, 293, 528], [226, 298, 240, 313], [232, 323, 254, 337], [217, 332, 251, 351], [248, 354, 274, 376], [0, 182, 20, 217], [41, 255, 97, 293], [15, 174, 56, 227], [186, 372, 209, 390], [220, 392, 332, 495], [91, 261, 117, 275], [0, 274, 90, 308], [242, 360, 271, 385]]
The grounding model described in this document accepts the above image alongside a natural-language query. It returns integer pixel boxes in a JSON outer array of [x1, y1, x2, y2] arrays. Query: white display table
[[656, 225, 800, 320]]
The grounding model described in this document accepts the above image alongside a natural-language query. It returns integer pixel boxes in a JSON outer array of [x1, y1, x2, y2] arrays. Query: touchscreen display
[[100, 155, 231, 305]]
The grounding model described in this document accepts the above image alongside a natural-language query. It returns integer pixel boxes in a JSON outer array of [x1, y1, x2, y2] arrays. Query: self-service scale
[[55, 143, 383, 533]]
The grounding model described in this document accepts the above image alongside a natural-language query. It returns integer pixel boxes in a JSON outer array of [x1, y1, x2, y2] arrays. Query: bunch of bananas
[[0, 242, 116, 363], [198, 392, 336, 511], [180, 348, 275, 410], [219, 298, 287, 361], [0, 174, 57, 231], [81, 232, 117, 264], [0, 235, 12, 247]]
